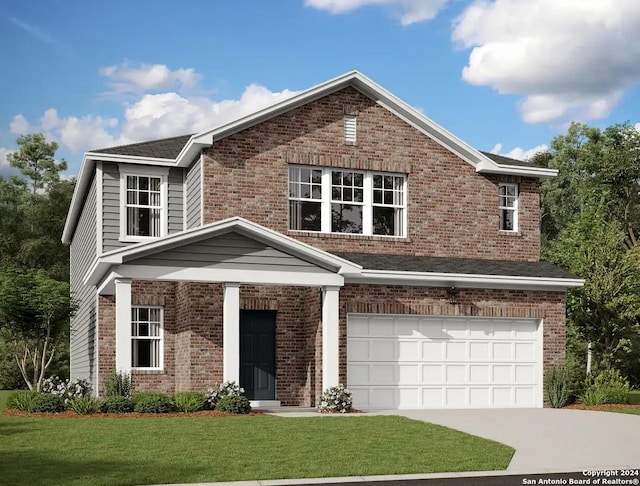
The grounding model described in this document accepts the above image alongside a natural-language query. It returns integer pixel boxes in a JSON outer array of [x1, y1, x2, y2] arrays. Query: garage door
[[347, 314, 542, 409]]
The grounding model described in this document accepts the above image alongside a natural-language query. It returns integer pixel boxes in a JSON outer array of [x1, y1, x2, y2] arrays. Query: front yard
[[0, 390, 514, 485]]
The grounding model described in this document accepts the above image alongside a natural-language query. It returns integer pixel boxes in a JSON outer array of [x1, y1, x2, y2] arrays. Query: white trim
[[476, 160, 558, 180], [182, 165, 187, 232], [85, 152, 175, 165], [223, 283, 241, 383], [94, 288, 100, 397], [344, 270, 584, 291], [536, 318, 544, 408], [199, 152, 204, 227], [118, 167, 169, 241], [96, 162, 103, 256]]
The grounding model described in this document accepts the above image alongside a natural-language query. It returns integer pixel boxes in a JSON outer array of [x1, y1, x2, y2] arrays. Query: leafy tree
[[7, 134, 67, 194], [0, 268, 76, 391]]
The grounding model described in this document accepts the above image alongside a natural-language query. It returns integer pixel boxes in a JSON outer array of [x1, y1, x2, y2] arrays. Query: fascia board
[[62, 153, 95, 244], [345, 270, 584, 290], [476, 160, 558, 180]]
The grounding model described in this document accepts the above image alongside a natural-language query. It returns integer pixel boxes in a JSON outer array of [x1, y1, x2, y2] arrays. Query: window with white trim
[[288, 166, 406, 236], [499, 183, 518, 231], [131, 306, 163, 369], [120, 167, 168, 241]]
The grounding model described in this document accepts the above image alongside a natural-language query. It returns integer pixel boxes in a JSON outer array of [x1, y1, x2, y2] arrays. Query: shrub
[[215, 395, 251, 414], [545, 366, 570, 408], [42, 376, 92, 405], [173, 392, 206, 413], [579, 369, 631, 405], [104, 370, 131, 398], [318, 384, 352, 413], [205, 381, 244, 409], [30, 393, 65, 413], [101, 396, 134, 413], [68, 396, 101, 415], [132, 392, 174, 413], [6, 390, 40, 411]]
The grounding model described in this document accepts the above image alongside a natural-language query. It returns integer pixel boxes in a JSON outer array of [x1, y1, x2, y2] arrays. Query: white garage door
[[347, 314, 542, 409]]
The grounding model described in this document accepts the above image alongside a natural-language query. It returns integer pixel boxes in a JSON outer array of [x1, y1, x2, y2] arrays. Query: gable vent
[[344, 115, 357, 143]]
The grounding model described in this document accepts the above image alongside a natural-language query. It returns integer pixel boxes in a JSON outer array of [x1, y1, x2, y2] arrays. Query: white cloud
[[0, 147, 13, 169], [490, 143, 548, 161], [99, 63, 201, 93], [453, 0, 640, 123], [9, 17, 65, 49], [635, 123, 640, 132], [304, 0, 449, 25], [9, 114, 37, 135]]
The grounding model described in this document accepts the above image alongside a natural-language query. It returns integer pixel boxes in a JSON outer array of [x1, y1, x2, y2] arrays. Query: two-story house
[[62, 71, 582, 409]]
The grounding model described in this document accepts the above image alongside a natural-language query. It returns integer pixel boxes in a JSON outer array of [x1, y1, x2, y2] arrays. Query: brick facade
[[97, 281, 565, 406], [202, 86, 540, 262]]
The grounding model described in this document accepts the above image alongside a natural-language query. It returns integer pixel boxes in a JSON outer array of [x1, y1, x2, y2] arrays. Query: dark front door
[[240, 310, 276, 400]]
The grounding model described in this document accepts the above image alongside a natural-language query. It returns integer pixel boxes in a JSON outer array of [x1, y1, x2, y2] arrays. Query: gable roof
[[481, 151, 539, 168], [63, 70, 557, 243]]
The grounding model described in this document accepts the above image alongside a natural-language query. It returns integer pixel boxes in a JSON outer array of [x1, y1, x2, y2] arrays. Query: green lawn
[[628, 390, 640, 405], [0, 390, 514, 485]]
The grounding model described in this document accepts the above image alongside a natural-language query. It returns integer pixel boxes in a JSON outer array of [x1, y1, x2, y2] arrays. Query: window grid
[[126, 175, 162, 237], [499, 183, 518, 232], [131, 306, 163, 369], [287, 165, 406, 237]]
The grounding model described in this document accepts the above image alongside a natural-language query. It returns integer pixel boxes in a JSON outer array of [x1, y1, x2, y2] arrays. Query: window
[[288, 166, 406, 237], [120, 168, 168, 241], [499, 183, 518, 231], [131, 306, 163, 369]]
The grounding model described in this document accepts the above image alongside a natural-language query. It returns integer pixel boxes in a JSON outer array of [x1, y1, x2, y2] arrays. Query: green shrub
[[173, 392, 206, 413], [318, 384, 353, 413], [205, 381, 244, 409], [101, 396, 134, 413], [6, 390, 40, 411], [215, 395, 251, 414], [579, 369, 631, 405], [68, 396, 101, 415], [30, 393, 65, 413], [104, 369, 131, 398], [132, 392, 174, 413], [545, 366, 570, 408]]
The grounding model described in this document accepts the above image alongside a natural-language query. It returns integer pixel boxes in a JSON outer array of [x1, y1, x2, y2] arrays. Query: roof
[[480, 151, 539, 168], [335, 252, 577, 280], [92, 134, 193, 159], [63, 70, 558, 244]]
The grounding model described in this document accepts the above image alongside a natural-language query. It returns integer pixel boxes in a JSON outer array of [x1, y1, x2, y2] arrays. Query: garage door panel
[[347, 315, 541, 409]]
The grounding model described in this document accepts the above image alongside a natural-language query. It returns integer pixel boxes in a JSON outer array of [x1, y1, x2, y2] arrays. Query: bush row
[[6, 381, 252, 415], [545, 366, 632, 407]]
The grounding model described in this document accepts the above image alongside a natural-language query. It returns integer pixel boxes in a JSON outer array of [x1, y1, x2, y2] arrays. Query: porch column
[[322, 286, 340, 391], [223, 282, 241, 383], [115, 277, 132, 374]]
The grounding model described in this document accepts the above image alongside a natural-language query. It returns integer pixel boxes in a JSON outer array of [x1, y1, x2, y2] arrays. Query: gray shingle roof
[[334, 252, 576, 279], [481, 151, 541, 168], [91, 134, 193, 159]]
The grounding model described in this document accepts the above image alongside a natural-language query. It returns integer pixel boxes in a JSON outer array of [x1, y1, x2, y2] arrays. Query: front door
[[240, 310, 276, 400]]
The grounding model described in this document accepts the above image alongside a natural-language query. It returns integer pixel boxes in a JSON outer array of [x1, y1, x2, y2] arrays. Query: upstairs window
[[499, 183, 518, 231], [288, 166, 406, 237], [120, 168, 168, 241], [131, 306, 163, 369]]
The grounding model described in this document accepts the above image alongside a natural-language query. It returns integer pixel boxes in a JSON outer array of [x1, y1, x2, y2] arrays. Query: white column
[[322, 286, 340, 391], [115, 278, 133, 373], [223, 283, 241, 383]]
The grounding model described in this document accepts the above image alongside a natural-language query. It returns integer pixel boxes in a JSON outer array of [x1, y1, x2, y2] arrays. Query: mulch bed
[[564, 403, 640, 411], [3, 409, 264, 418]]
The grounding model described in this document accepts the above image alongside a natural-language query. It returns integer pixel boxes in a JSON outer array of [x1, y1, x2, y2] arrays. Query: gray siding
[[70, 174, 98, 390], [102, 162, 184, 252], [102, 162, 124, 252], [185, 157, 201, 229], [127, 232, 330, 273], [168, 168, 183, 234]]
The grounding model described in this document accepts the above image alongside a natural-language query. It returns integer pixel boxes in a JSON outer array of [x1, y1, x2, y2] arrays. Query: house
[[62, 70, 582, 409]]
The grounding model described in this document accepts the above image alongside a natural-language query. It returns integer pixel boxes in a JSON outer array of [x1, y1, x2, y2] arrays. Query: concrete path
[[372, 408, 640, 472]]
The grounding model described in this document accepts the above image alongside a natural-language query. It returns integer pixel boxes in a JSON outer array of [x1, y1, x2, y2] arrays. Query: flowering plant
[[42, 376, 92, 405], [318, 384, 352, 413], [205, 381, 245, 409]]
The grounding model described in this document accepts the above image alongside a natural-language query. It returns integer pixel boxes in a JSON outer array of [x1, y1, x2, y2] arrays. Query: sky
[[1, 0, 639, 178]]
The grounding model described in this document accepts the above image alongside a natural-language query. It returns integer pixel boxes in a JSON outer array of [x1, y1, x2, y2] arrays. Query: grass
[[628, 390, 640, 405], [0, 390, 514, 485]]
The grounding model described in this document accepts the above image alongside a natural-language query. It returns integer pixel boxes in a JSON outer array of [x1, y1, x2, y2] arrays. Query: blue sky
[[1, 0, 639, 177]]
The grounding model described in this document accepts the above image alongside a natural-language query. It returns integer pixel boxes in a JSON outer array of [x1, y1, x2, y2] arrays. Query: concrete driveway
[[372, 408, 640, 472]]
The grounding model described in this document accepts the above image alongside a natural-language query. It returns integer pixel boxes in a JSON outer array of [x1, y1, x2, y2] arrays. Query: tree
[[7, 133, 67, 194], [0, 268, 76, 391]]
